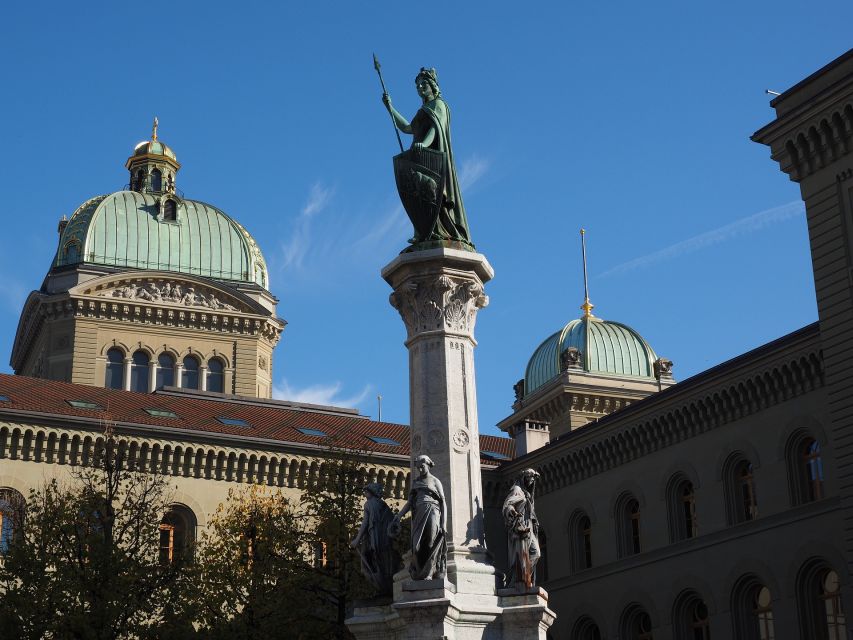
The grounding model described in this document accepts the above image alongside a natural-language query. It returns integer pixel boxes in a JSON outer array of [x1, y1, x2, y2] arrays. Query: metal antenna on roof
[[580, 229, 595, 318], [377, 394, 382, 422]]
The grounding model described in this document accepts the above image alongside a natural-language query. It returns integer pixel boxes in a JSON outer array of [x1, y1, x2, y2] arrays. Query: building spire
[[580, 228, 594, 318], [151, 116, 159, 141]]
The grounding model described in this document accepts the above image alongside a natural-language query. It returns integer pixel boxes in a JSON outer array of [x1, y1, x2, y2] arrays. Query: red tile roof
[[0, 374, 514, 465]]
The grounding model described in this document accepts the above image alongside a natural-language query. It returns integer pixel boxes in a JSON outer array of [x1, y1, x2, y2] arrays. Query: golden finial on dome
[[151, 116, 159, 141], [580, 228, 595, 318]]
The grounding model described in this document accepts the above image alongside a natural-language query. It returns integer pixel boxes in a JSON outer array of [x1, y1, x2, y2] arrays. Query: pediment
[[69, 272, 264, 315]]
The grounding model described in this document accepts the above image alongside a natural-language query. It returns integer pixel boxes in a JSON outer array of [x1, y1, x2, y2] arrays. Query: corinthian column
[[382, 247, 493, 575]]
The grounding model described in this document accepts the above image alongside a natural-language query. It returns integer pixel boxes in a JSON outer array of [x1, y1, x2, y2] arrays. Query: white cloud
[[272, 378, 372, 408], [279, 183, 335, 270], [458, 154, 490, 190], [599, 201, 805, 277]]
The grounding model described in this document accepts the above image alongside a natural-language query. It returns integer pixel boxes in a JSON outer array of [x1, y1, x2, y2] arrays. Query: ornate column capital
[[382, 248, 493, 342]]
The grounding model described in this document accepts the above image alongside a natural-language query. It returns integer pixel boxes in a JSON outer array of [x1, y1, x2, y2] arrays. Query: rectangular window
[[297, 428, 328, 437], [217, 417, 250, 427], [145, 408, 178, 418], [66, 400, 104, 410]]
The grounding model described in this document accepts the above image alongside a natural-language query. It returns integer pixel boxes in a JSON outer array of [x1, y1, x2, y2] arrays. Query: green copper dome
[[54, 191, 269, 288], [524, 316, 658, 396]]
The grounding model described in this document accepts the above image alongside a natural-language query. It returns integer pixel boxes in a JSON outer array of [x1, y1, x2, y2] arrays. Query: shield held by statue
[[393, 148, 447, 240]]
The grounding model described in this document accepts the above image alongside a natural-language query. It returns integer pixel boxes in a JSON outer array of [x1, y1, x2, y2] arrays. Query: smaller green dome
[[524, 316, 658, 396], [133, 139, 176, 161]]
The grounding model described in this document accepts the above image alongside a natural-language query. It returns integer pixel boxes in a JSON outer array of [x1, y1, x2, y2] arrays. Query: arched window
[[571, 616, 602, 640], [668, 476, 698, 542], [788, 433, 825, 505], [207, 358, 225, 393], [725, 455, 758, 524], [130, 350, 150, 393], [569, 510, 592, 572], [616, 493, 642, 557], [156, 353, 175, 389], [163, 199, 177, 221], [105, 348, 124, 389], [181, 356, 199, 389], [731, 576, 775, 639], [798, 560, 847, 639], [159, 504, 196, 565], [797, 558, 847, 640], [0, 488, 25, 555], [620, 604, 654, 640], [151, 168, 162, 192], [673, 591, 711, 640], [820, 570, 846, 639], [135, 169, 145, 191], [803, 439, 824, 502]]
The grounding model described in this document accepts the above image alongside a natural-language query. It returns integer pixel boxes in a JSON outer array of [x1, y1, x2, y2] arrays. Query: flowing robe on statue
[[410, 98, 472, 245], [502, 483, 540, 589], [408, 478, 447, 580], [356, 495, 398, 595]]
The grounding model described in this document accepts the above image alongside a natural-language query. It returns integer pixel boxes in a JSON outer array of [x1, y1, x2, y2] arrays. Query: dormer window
[[163, 199, 177, 221], [151, 168, 162, 192], [63, 240, 80, 263]]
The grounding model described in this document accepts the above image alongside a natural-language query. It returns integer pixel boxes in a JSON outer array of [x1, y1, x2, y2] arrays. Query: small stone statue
[[390, 454, 447, 580], [502, 468, 541, 590], [350, 482, 400, 596], [382, 68, 473, 249]]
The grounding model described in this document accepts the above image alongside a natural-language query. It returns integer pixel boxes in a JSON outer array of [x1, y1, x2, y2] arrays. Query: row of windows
[[567, 435, 825, 570], [1, 487, 194, 566], [105, 348, 225, 393], [570, 566, 845, 639]]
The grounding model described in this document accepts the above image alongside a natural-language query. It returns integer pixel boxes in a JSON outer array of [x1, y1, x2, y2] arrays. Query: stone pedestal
[[346, 248, 555, 639]]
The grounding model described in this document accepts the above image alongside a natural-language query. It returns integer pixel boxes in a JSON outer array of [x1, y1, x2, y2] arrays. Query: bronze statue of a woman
[[382, 68, 474, 250]]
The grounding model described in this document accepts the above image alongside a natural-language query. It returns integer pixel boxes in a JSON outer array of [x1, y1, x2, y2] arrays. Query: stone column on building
[[347, 247, 554, 639], [148, 358, 157, 392], [122, 357, 132, 391]]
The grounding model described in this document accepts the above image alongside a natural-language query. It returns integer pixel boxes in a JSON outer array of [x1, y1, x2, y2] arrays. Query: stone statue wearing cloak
[[351, 482, 400, 596], [383, 67, 473, 248], [390, 454, 447, 580], [502, 468, 541, 590]]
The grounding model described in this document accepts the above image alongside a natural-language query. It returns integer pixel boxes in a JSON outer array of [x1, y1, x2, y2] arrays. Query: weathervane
[[580, 229, 594, 318]]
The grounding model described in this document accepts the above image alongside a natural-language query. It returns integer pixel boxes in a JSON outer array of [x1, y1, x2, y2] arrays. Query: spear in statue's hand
[[373, 53, 404, 153]]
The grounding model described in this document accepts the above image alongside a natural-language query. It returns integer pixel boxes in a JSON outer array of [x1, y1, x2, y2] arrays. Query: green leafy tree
[[0, 429, 186, 639], [186, 485, 312, 639], [300, 446, 374, 639]]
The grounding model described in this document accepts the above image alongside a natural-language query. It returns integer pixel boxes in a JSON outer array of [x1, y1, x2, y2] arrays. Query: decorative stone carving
[[426, 429, 444, 452], [258, 355, 267, 371], [451, 428, 470, 451], [99, 280, 238, 311], [560, 347, 583, 371], [389, 275, 488, 339], [654, 357, 674, 379], [512, 378, 524, 402]]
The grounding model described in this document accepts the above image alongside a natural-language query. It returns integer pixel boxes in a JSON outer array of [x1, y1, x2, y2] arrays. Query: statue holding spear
[[372, 58, 474, 250]]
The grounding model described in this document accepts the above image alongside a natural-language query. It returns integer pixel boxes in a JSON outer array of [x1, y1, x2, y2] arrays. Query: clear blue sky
[[1, 2, 850, 436]]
